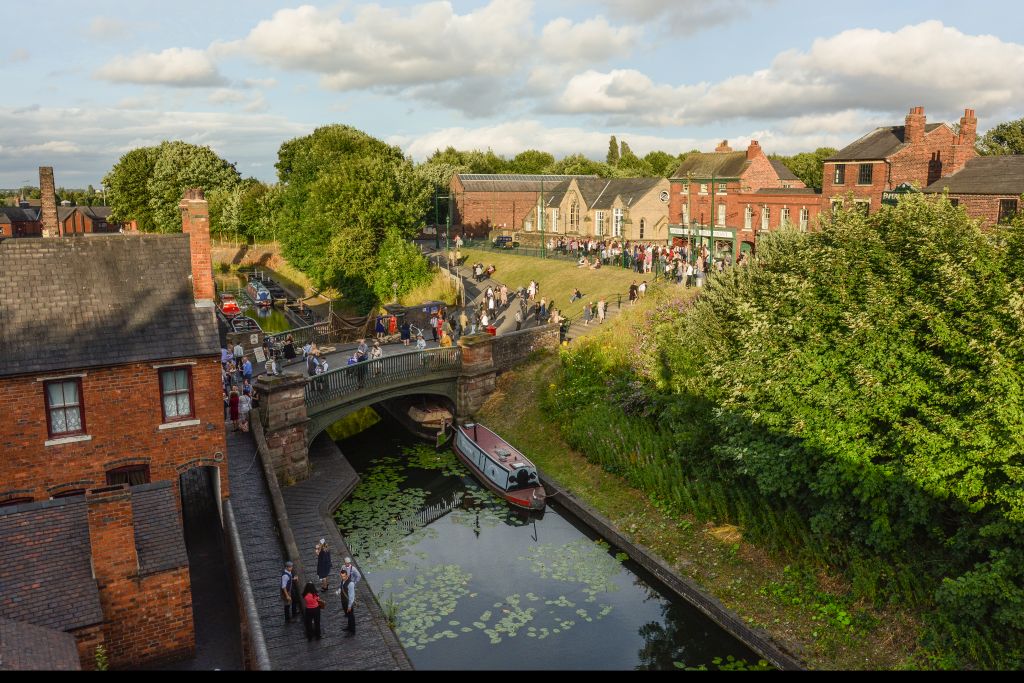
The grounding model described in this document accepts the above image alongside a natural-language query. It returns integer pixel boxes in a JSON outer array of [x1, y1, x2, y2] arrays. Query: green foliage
[[977, 117, 1024, 156], [511, 149, 555, 174], [94, 644, 109, 671], [768, 147, 837, 190], [546, 194, 1024, 668], [548, 153, 616, 177], [103, 141, 240, 233], [276, 125, 432, 310], [606, 135, 620, 165]]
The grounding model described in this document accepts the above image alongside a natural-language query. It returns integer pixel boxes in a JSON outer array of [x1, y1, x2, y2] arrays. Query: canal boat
[[247, 279, 273, 308], [451, 422, 546, 511], [231, 316, 262, 333], [219, 293, 242, 319]]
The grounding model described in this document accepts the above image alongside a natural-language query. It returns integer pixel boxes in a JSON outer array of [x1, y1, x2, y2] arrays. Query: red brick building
[[57, 205, 128, 235], [924, 155, 1024, 228], [823, 106, 977, 214], [0, 190, 226, 669], [450, 174, 596, 237], [0, 205, 42, 237], [669, 140, 824, 260]]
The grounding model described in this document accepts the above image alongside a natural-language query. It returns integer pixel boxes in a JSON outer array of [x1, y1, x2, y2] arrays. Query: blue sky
[[1, 0, 1022, 187]]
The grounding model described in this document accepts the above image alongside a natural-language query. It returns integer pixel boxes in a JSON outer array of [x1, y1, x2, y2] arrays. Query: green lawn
[[460, 247, 676, 320]]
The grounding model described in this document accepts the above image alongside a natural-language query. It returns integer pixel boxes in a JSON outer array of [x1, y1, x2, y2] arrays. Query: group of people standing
[[281, 542, 362, 642], [221, 342, 258, 432]]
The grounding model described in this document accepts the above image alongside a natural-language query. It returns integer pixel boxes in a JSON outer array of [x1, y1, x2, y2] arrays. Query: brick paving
[[226, 427, 411, 670]]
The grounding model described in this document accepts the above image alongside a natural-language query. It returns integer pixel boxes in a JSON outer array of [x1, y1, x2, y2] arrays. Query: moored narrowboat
[[247, 279, 273, 307], [451, 422, 546, 511], [219, 293, 241, 319]]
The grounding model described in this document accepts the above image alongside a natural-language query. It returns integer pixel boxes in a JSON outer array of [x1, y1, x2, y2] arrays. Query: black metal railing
[[305, 347, 462, 408]]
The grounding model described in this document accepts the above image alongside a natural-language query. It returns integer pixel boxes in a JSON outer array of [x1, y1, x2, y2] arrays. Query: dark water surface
[[215, 272, 292, 333], [336, 413, 763, 670]]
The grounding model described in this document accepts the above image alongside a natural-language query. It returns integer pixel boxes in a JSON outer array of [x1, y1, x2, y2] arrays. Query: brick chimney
[[179, 188, 215, 304], [958, 108, 977, 148], [86, 485, 139, 586], [904, 106, 926, 145], [715, 140, 733, 153], [39, 166, 59, 237], [746, 140, 762, 160]]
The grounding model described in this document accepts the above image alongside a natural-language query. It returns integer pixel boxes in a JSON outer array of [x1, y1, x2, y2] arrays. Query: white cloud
[[588, 0, 774, 34], [547, 21, 1024, 126], [243, 95, 269, 113], [223, 0, 533, 92], [0, 106, 309, 185], [208, 88, 247, 105], [95, 47, 226, 87], [242, 78, 277, 89], [88, 17, 131, 39], [540, 16, 640, 63]]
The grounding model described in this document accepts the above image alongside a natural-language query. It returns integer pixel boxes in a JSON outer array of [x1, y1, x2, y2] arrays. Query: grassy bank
[[460, 247, 664, 320], [475, 294, 923, 670]]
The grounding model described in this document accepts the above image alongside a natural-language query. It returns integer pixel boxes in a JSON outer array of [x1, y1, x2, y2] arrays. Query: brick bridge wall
[[491, 323, 561, 372]]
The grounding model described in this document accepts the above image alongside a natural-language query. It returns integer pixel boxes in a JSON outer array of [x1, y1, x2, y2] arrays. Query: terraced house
[[0, 189, 227, 669]]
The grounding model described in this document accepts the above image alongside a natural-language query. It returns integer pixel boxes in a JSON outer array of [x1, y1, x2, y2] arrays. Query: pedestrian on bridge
[[339, 569, 356, 636]]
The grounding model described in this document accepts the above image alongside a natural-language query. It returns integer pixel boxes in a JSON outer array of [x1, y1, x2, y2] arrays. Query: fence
[[305, 347, 462, 408], [460, 238, 679, 278]]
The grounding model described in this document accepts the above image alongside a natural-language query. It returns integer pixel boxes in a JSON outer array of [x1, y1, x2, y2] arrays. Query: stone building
[[0, 190, 226, 669], [923, 155, 1024, 228], [823, 107, 977, 214], [533, 176, 671, 243]]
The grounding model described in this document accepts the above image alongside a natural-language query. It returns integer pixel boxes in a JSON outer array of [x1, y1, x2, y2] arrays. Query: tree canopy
[[977, 116, 1024, 156], [769, 147, 837, 190]]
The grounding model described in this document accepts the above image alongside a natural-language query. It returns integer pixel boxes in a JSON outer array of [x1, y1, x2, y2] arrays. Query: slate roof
[[769, 159, 800, 181], [827, 123, 945, 161], [0, 617, 81, 670], [0, 234, 219, 378], [456, 174, 592, 192], [671, 151, 750, 179], [131, 482, 189, 576], [923, 155, 1024, 195], [0, 207, 39, 224], [0, 497, 104, 633]]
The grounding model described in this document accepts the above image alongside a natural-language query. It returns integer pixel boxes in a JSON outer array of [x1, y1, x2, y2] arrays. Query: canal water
[[335, 413, 764, 671], [214, 272, 293, 334]]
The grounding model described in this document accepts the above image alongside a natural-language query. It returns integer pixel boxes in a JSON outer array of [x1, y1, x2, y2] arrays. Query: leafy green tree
[[549, 154, 615, 177], [616, 141, 654, 177], [643, 150, 681, 177], [606, 135, 620, 165], [368, 227, 433, 302], [147, 141, 241, 233], [977, 117, 1024, 156], [103, 146, 159, 231], [510, 150, 555, 174], [769, 147, 836, 190]]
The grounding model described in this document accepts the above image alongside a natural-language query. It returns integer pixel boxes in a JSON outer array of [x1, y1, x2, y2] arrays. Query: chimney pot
[[180, 189, 215, 303]]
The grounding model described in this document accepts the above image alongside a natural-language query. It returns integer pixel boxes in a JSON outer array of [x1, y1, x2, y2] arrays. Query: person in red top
[[228, 388, 240, 431], [302, 582, 322, 640]]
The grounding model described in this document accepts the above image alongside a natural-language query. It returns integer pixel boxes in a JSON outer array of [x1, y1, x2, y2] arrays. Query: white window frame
[[595, 210, 604, 236], [781, 207, 791, 227], [551, 208, 559, 233], [716, 203, 726, 227], [799, 207, 809, 232], [717, 183, 727, 195], [613, 208, 623, 237], [744, 206, 753, 230], [699, 183, 709, 195], [761, 206, 770, 229]]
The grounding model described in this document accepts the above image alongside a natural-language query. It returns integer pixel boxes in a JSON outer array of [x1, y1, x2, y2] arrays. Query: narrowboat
[[451, 422, 546, 511], [247, 279, 273, 307], [231, 316, 262, 333], [219, 293, 241, 319]]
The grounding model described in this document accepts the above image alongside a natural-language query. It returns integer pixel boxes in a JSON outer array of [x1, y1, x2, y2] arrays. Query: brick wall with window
[[0, 358, 227, 505], [937, 193, 1022, 229]]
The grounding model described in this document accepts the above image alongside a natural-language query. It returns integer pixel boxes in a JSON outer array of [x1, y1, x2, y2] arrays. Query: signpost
[[882, 183, 919, 207]]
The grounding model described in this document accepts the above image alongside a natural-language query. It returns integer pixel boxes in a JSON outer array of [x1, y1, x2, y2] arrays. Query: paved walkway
[[226, 427, 410, 670]]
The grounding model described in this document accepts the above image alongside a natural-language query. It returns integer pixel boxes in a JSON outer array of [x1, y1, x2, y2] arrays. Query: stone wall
[[491, 323, 561, 373], [253, 373, 310, 485]]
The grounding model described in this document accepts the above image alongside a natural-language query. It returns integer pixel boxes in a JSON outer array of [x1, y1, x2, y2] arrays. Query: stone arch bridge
[[255, 324, 561, 484]]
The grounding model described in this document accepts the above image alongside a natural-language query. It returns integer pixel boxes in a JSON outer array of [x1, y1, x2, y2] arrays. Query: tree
[[606, 135, 620, 165], [550, 154, 615, 177], [977, 117, 1024, 156], [643, 150, 682, 177], [769, 147, 837, 190], [510, 150, 555, 174], [103, 146, 159, 232], [147, 141, 241, 233]]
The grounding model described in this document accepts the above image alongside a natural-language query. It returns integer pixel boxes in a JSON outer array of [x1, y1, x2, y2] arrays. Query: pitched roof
[[0, 234, 220, 378], [924, 155, 1024, 195], [0, 497, 104, 632], [456, 174, 591, 193], [57, 206, 76, 222], [0, 617, 81, 670], [0, 207, 40, 224], [769, 159, 800, 181], [131, 482, 189, 576], [671, 152, 750, 179], [827, 123, 945, 161]]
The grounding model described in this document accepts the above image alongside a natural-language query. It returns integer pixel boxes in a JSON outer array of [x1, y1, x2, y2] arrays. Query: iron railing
[[266, 320, 337, 350], [305, 347, 462, 408]]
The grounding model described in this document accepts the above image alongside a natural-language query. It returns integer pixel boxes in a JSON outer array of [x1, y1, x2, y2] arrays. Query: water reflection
[[335, 415, 762, 670]]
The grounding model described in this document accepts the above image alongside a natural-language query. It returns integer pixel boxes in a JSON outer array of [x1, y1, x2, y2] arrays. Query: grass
[[475, 310, 922, 671], [398, 268, 459, 307], [460, 247, 676, 322]]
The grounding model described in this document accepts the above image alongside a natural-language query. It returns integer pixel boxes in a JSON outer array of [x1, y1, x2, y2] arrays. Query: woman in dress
[[228, 389, 240, 431], [316, 540, 332, 591], [583, 301, 593, 326], [283, 334, 296, 360], [400, 320, 411, 347]]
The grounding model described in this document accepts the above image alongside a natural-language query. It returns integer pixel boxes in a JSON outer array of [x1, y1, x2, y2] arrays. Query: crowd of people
[[280, 544, 363, 641], [551, 236, 749, 283]]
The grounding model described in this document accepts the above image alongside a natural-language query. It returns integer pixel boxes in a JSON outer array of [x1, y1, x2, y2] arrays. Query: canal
[[335, 412, 765, 671], [214, 272, 293, 334]]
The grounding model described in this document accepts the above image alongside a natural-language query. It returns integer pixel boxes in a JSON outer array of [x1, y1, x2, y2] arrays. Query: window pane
[[52, 410, 68, 433], [175, 369, 188, 391], [164, 394, 179, 418], [64, 407, 82, 432], [176, 394, 191, 417]]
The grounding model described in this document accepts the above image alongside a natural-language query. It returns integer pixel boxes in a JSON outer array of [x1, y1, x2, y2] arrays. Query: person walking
[[638, 281, 647, 299], [302, 582, 323, 641], [339, 569, 356, 636], [281, 561, 300, 624], [514, 309, 522, 331], [583, 301, 592, 326], [597, 297, 606, 324], [400, 320, 411, 347], [499, 284, 508, 309], [316, 539, 332, 591], [628, 281, 638, 305], [228, 388, 240, 431], [238, 390, 252, 433], [429, 313, 439, 342]]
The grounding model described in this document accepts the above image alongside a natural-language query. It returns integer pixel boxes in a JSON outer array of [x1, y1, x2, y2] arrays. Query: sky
[[2, 0, 1023, 188]]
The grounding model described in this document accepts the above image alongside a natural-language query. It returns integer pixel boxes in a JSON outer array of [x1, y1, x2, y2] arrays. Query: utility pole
[[539, 177, 546, 258]]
